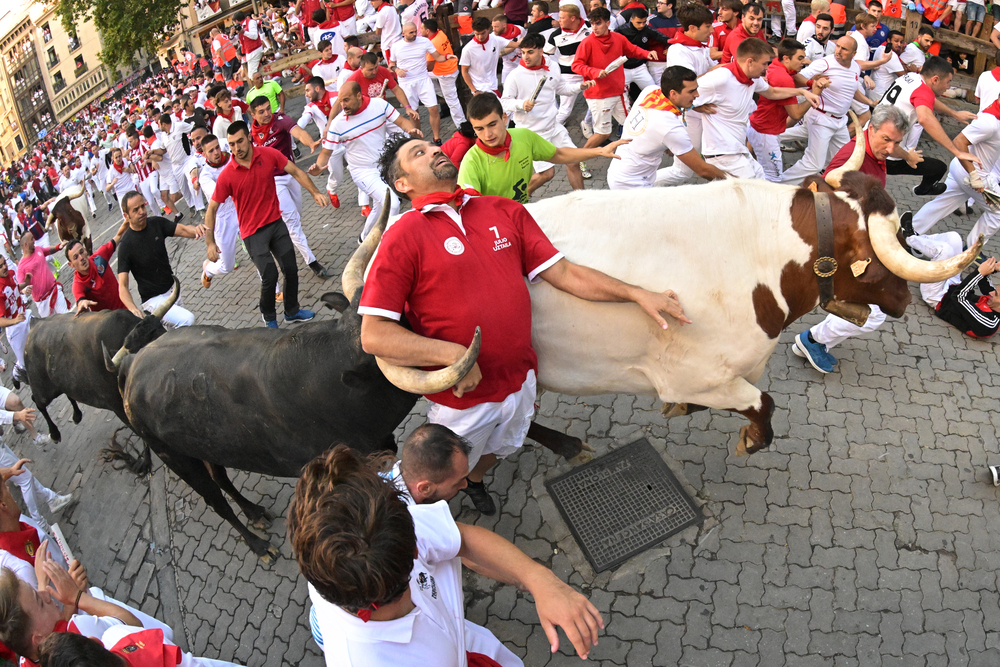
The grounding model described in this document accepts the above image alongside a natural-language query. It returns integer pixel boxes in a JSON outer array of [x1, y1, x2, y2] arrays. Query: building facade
[[31, 1, 109, 124], [0, 10, 55, 161]]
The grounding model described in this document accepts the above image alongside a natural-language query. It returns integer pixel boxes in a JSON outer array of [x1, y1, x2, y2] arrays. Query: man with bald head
[[309, 81, 423, 240], [389, 22, 457, 144], [781, 35, 877, 184]]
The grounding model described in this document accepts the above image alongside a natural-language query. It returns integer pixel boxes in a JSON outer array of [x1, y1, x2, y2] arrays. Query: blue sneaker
[[792, 331, 837, 374], [285, 309, 315, 323], [264, 319, 279, 329]]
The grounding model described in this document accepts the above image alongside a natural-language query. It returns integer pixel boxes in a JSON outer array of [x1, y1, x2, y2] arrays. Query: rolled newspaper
[[603, 55, 628, 74], [50, 523, 75, 564]]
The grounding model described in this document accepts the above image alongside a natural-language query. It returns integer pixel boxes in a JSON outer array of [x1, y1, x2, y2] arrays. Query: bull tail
[[100, 426, 152, 477]]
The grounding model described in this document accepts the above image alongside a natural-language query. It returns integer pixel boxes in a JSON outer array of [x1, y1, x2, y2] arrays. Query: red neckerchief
[[474, 34, 489, 50], [207, 153, 231, 169], [499, 24, 520, 39], [346, 96, 372, 117], [669, 32, 707, 47], [411, 186, 480, 209], [251, 119, 273, 145], [475, 132, 512, 161], [110, 628, 182, 667], [984, 98, 1000, 121], [313, 90, 334, 116], [318, 18, 340, 29], [519, 58, 547, 70], [112, 162, 125, 174], [218, 106, 237, 121], [722, 61, 754, 86], [992, 66, 1000, 82], [321, 54, 339, 64], [0, 522, 41, 565], [467, 653, 504, 667]]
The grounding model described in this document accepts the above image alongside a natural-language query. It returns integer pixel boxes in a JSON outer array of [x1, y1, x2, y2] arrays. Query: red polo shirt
[[720, 22, 765, 64], [750, 58, 798, 135], [358, 195, 562, 409], [823, 130, 887, 187], [72, 240, 126, 311], [211, 146, 289, 239]]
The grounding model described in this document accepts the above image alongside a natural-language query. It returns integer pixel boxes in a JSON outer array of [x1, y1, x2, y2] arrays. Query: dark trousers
[[886, 156, 947, 192], [244, 219, 299, 322]]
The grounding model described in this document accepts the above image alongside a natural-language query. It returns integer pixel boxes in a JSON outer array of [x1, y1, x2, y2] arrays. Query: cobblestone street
[[5, 91, 1000, 666]]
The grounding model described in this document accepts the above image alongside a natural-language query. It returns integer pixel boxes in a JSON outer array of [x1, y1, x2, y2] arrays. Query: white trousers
[[780, 110, 849, 184], [138, 175, 165, 214], [246, 47, 264, 77], [0, 444, 59, 527], [5, 313, 29, 369], [204, 208, 240, 279], [275, 174, 316, 265], [810, 305, 886, 349], [339, 15, 358, 36], [34, 284, 71, 318], [772, 0, 798, 36], [557, 73, 584, 125], [624, 65, 655, 92], [907, 231, 965, 307], [431, 71, 466, 124], [912, 159, 1000, 248], [142, 290, 194, 328], [647, 61, 667, 85], [747, 127, 784, 182], [173, 164, 204, 211], [707, 153, 765, 179], [350, 166, 399, 239]]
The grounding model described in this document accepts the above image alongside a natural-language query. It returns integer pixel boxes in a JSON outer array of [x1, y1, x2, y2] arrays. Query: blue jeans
[[967, 2, 986, 21]]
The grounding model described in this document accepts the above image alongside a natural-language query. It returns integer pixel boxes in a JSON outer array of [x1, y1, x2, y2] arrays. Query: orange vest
[[881, 0, 903, 18], [830, 3, 847, 24], [212, 35, 238, 66]]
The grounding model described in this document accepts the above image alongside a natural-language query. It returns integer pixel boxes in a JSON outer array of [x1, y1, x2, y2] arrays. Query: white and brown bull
[[45, 187, 92, 254], [376, 138, 979, 457]]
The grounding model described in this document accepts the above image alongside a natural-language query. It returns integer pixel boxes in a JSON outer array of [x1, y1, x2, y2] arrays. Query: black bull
[[118, 293, 588, 560]]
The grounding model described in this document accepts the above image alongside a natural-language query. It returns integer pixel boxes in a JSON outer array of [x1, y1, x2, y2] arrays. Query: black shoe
[[463, 479, 496, 515], [899, 211, 915, 238], [107, 202, 113, 212], [113, 193, 118, 201], [433, 138, 442, 146], [967, 204, 975, 215], [309, 261, 329, 278], [293, 147, 302, 159], [173, 212, 184, 223], [913, 182, 947, 196]]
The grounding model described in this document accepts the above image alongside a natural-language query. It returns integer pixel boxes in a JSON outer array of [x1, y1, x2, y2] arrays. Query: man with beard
[[802, 13, 835, 64], [870, 29, 905, 100]]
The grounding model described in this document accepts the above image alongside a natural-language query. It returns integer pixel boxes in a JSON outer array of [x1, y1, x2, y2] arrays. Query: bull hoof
[[662, 402, 688, 419], [567, 441, 596, 465], [735, 426, 751, 457], [250, 510, 275, 531], [258, 543, 281, 564]]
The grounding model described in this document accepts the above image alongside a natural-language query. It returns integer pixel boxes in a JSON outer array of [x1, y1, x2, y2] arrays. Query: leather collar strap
[[813, 192, 871, 327]]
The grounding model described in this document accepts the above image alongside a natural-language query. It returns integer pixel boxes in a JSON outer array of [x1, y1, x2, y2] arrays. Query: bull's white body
[[525, 181, 824, 412]]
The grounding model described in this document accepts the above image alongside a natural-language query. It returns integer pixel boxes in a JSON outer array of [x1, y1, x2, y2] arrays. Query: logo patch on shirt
[[444, 236, 465, 255], [416, 571, 439, 598]]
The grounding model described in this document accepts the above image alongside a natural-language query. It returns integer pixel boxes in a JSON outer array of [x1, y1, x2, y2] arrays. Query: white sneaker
[[990, 465, 1000, 487], [47, 493, 72, 513], [34, 433, 52, 447], [581, 119, 594, 138]]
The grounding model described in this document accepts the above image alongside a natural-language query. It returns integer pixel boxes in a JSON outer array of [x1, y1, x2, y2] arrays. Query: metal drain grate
[[545, 438, 702, 573]]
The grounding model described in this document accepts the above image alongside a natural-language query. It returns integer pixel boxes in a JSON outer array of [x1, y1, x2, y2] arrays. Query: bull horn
[[869, 212, 983, 283], [67, 186, 85, 201], [824, 111, 865, 188], [151, 278, 180, 320], [341, 190, 391, 301], [102, 341, 128, 373], [376, 327, 481, 395]]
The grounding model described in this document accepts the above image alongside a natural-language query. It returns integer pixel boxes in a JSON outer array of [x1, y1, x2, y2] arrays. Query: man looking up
[[69, 219, 130, 314], [720, 1, 765, 64], [361, 134, 691, 513]]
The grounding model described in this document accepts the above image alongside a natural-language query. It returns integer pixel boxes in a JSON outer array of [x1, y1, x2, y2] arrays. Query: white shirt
[[392, 36, 437, 82], [500, 63, 582, 135], [376, 4, 403, 49], [799, 56, 862, 116], [798, 19, 816, 43], [0, 515, 66, 589], [976, 69, 1000, 111], [900, 43, 927, 71], [848, 30, 871, 67], [106, 161, 136, 200], [665, 43, 713, 76], [310, 24, 347, 59], [608, 85, 694, 187], [324, 98, 401, 169], [309, 501, 522, 667], [459, 35, 510, 93], [960, 112, 1000, 174], [312, 58, 345, 92], [803, 37, 835, 63], [101, 625, 243, 667], [298, 99, 332, 131], [199, 154, 237, 221], [878, 72, 934, 154], [695, 66, 769, 155], [871, 46, 904, 100], [401, 0, 429, 28], [161, 120, 194, 167]]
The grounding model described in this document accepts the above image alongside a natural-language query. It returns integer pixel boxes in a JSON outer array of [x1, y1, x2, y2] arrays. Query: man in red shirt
[[346, 52, 417, 117], [360, 135, 691, 514], [207, 121, 329, 328], [748, 39, 827, 182], [571, 7, 656, 151], [69, 219, 131, 314], [823, 104, 906, 187], [720, 1, 765, 64]]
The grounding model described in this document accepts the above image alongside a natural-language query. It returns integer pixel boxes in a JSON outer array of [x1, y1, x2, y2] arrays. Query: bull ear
[[854, 254, 890, 284], [321, 292, 350, 313]]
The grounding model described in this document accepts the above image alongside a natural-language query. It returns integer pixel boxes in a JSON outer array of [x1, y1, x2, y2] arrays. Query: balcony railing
[[74, 62, 87, 77]]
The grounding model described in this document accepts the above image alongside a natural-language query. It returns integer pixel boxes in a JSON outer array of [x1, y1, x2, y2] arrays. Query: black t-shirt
[[117, 216, 177, 304]]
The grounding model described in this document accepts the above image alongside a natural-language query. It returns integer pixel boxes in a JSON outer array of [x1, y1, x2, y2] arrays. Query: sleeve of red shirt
[[97, 239, 116, 261], [570, 39, 604, 80], [357, 219, 418, 320], [509, 202, 563, 283], [910, 85, 936, 110]]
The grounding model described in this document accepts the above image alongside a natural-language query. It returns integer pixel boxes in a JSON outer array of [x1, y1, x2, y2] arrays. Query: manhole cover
[[545, 438, 702, 573]]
